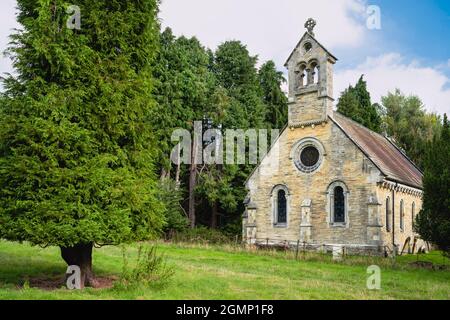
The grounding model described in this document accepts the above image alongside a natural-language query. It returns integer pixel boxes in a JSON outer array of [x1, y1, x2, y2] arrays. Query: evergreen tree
[[258, 61, 288, 129], [415, 114, 450, 256], [213, 41, 266, 129], [0, 0, 164, 287], [152, 28, 215, 228], [381, 89, 441, 169], [196, 41, 267, 230], [337, 75, 382, 133]]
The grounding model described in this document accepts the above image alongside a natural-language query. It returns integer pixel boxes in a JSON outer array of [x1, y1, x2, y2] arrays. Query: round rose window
[[300, 146, 320, 167], [294, 143, 322, 173]]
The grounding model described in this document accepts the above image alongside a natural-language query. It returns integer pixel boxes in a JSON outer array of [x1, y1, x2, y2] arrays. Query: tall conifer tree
[[415, 114, 450, 256], [0, 0, 164, 287]]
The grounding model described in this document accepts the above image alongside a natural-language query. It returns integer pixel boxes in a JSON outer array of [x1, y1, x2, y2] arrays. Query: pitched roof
[[331, 112, 423, 189], [284, 32, 338, 67]]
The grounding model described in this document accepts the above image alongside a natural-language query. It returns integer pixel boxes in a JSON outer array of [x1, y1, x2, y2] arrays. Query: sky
[[1, 0, 449, 115]]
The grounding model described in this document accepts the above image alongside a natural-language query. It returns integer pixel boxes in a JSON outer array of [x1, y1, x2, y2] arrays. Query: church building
[[242, 19, 426, 255]]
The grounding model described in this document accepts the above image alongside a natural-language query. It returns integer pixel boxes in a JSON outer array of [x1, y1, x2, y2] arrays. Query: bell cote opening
[[284, 18, 338, 128]]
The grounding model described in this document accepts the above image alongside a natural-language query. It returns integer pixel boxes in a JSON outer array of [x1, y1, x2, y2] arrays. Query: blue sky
[[346, 0, 450, 71], [376, 0, 450, 64], [1, 0, 449, 114], [333, 0, 450, 69]]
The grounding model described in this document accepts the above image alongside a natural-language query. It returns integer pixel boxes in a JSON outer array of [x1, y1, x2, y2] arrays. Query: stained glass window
[[334, 186, 345, 223], [277, 190, 287, 224]]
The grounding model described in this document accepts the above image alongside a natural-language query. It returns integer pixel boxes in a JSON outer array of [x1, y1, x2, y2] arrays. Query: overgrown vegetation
[[118, 244, 174, 289], [168, 226, 236, 245]]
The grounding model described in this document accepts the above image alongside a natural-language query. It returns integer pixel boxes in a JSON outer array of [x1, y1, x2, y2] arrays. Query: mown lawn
[[0, 240, 449, 300]]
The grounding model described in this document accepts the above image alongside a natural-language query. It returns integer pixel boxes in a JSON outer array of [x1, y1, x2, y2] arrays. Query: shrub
[[171, 226, 234, 245], [119, 244, 174, 289], [158, 179, 189, 234]]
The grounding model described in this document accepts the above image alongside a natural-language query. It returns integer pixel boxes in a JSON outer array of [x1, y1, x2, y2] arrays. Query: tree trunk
[[188, 161, 197, 229], [188, 139, 197, 229], [160, 167, 167, 180], [160, 166, 171, 181], [211, 163, 222, 229], [175, 143, 181, 189], [60, 243, 98, 288], [211, 201, 219, 229]]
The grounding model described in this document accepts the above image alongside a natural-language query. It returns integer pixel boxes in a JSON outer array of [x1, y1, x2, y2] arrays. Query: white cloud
[[335, 53, 450, 115], [2, 0, 369, 76], [160, 0, 368, 67], [0, 0, 19, 76]]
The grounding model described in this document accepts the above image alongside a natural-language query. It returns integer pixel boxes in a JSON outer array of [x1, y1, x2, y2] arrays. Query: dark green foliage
[[415, 114, 450, 256], [152, 37, 285, 232], [151, 28, 214, 173], [258, 61, 288, 129], [381, 89, 441, 169], [0, 0, 165, 247], [195, 41, 268, 229], [170, 226, 234, 245], [213, 41, 266, 129], [158, 179, 188, 233], [337, 75, 382, 133]]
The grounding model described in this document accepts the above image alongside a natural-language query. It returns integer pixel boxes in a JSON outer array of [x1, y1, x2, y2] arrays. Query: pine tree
[[415, 114, 450, 256], [0, 0, 164, 287], [258, 61, 288, 129], [337, 75, 382, 133]]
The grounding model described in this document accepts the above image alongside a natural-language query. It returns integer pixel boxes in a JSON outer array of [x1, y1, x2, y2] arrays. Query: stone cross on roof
[[304, 18, 317, 37]]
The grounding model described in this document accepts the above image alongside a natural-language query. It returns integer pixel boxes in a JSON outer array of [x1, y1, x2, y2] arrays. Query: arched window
[[386, 197, 392, 232], [307, 60, 319, 85], [334, 187, 345, 223], [327, 181, 348, 225], [400, 200, 404, 232], [277, 190, 287, 224], [300, 69, 307, 87], [411, 202, 416, 230], [313, 65, 320, 84], [296, 63, 307, 89], [272, 185, 289, 226]]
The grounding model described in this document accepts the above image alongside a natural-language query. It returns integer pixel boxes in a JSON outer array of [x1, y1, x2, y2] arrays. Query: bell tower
[[285, 18, 337, 127]]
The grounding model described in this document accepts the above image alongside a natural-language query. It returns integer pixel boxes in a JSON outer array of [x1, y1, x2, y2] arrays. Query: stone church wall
[[245, 120, 384, 251], [376, 186, 426, 254]]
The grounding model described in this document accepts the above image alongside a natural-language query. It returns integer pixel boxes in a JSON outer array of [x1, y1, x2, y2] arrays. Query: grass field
[[0, 240, 449, 300]]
